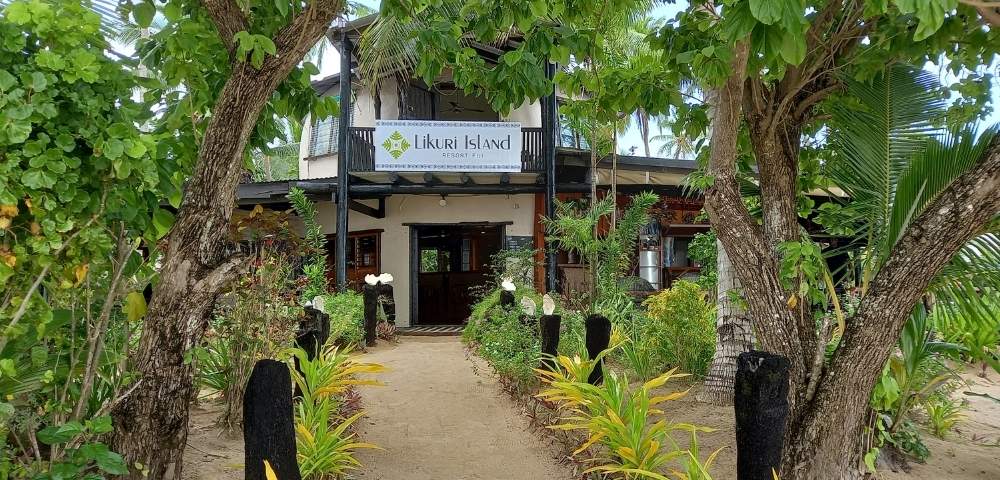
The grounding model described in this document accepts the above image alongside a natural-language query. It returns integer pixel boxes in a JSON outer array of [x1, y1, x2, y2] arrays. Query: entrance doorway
[[410, 224, 504, 325]]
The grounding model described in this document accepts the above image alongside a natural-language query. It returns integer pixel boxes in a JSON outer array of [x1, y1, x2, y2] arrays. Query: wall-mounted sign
[[374, 120, 522, 172]]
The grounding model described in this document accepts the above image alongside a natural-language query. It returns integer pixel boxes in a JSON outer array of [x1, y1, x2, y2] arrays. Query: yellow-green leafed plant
[[536, 354, 716, 479], [289, 345, 386, 479], [669, 430, 725, 480]]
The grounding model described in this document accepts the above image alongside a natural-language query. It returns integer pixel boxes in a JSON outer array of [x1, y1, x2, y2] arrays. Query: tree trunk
[[698, 239, 753, 405], [110, 68, 273, 479], [110, 2, 345, 477]]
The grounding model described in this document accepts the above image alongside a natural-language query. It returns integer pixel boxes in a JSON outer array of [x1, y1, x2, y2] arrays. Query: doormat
[[396, 325, 464, 336]]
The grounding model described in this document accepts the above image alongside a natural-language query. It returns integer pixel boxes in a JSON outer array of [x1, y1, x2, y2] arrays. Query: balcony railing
[[347, 127, 545, 173]]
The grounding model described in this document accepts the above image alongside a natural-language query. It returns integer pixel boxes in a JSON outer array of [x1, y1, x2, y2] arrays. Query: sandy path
[[353, 337, 575, 480]]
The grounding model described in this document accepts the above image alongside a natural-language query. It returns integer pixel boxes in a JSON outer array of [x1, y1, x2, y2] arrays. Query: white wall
[[315, 193, 536, 326], [504, 100, 542, 127]]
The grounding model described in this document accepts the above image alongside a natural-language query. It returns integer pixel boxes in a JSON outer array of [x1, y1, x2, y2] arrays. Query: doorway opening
[[410, 224, 504, 325]]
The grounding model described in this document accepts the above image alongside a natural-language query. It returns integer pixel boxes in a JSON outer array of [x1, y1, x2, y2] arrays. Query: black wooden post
[[539, 314, 561, 370], [542, 60, 558, 293], [377, 283, 396, 325], [362, 284, 378, 347], [335, 31, 352, 290], [499, 290, 515, 309], [244, 360, 301, 480], [734, 351, 790, 480], [584, 314, 611, 385]]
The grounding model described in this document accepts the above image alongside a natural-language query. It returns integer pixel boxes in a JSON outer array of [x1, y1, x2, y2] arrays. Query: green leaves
[[38, 421, 85, 444], [894, 0, 957, 41], [749, 0, 784, 25], [234, 31, 277, 69], [132, 0, 156, 29]]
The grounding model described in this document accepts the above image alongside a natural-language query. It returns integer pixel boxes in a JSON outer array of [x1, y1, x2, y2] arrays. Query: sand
[[352, 337, 576, 480], [183, 340, 1000, 480]]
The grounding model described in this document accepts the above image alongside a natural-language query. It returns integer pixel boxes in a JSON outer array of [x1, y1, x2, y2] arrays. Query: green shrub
[[642, 280, 716, 377], [288, 345, 384, 479], [474, 307, 541, 390], [321, 291, 364, 347], [925, 397, 965, 439], [464, 285, 587, 391]]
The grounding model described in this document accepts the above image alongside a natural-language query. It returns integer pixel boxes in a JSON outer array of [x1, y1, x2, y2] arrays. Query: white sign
[[374, 120, 522, 172]]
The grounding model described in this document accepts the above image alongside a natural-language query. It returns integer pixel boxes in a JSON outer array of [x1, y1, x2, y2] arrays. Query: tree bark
[[698, 239, 754, 405], [111, 2, 346, 478], [779, 136, 1000, 479]]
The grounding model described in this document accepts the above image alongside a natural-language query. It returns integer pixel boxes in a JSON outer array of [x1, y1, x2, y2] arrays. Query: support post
[[539, 314, 561, 370], [362, 284, 378, 347], [543, 61, 558, 293], [335, 31, 353, 289], [243, 360, 301, 480], [734, 351, 790, 480], [584, 314, 611, 385]]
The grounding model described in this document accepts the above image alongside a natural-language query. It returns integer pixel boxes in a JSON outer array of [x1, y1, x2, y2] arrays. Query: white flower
[[520, 297, 537, 316], [378, 272, 394, 284], [364, 274, 378, 285], [542, 294, 556, 316], [500, 278, 515, 291], [312, 295, 325, 312]]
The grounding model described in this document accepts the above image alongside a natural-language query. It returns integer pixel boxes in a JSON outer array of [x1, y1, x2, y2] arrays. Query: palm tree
[[827, 64, 1000, 372], [698, 239, 753, 404]]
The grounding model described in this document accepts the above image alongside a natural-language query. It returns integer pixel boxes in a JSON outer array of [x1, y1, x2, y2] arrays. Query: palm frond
[[829, 65, 948, 271]]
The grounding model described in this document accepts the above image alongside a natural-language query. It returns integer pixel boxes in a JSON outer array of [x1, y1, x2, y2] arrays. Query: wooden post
[[734, 351, 790, 480], [243, 360, 301, 480], [363, 284, 378, 347], [499, 290, 515, 309], [377, 283, 396, 325], [584, 314, 611, 385], [543, 60, 558, 293], [539, 314, 561, 370], [335, 31, 352, 289]]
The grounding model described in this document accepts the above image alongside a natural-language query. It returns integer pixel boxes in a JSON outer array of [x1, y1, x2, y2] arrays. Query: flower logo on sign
[[381, 131, 410, 159]]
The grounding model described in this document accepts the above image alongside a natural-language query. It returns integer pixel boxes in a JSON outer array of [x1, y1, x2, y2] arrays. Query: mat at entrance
[[396, 325, 464, 336]]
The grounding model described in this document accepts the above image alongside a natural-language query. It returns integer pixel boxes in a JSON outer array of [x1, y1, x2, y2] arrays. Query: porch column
[[335, 31, 353, 289], [543, 61, 558, 293]]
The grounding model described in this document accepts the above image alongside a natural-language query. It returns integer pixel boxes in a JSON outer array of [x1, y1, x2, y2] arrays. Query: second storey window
[[309, 115, 338, 157]]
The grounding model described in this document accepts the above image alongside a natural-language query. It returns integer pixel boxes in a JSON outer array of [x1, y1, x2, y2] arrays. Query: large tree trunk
[[111, 2, 345, 478], [698, 239, 753, 405], [702, 29, 1000, 477]]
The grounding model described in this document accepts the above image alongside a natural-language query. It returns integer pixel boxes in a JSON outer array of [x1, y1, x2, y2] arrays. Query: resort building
[[237, 16, 709, 328]]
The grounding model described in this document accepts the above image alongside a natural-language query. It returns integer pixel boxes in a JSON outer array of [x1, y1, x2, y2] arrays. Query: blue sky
[[319, 1, 1000, 158]]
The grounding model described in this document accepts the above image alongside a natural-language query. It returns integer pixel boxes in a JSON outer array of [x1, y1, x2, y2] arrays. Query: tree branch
[[830, 135, 1000, 389], [201, 0, 249, 59], [266, 0, 347, 73]]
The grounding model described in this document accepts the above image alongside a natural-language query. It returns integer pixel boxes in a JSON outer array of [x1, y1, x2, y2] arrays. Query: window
[[557, 101, 589, 149], [307, 94, 352, 158], [308, 115, 338, 157]]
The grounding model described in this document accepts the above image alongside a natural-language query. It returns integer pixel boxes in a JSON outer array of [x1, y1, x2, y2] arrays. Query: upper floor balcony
[[326, 126, 547, 173]]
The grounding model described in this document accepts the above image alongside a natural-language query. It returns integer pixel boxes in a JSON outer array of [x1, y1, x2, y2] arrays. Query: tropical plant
[[288, 345, 384, 479], [289, 187, 329, 303], [642, 281, 716, 377], [869, 305, 964, 459], [924, 397, 965, 439], [536, 354, 717, 480], [542, 192, 659, 311], [686, 231, 718, 294], [321, 291, 365, 347], [932, 290, 1000, 376], [469, 303, 541, 391], [205, 234, 302, 430]]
